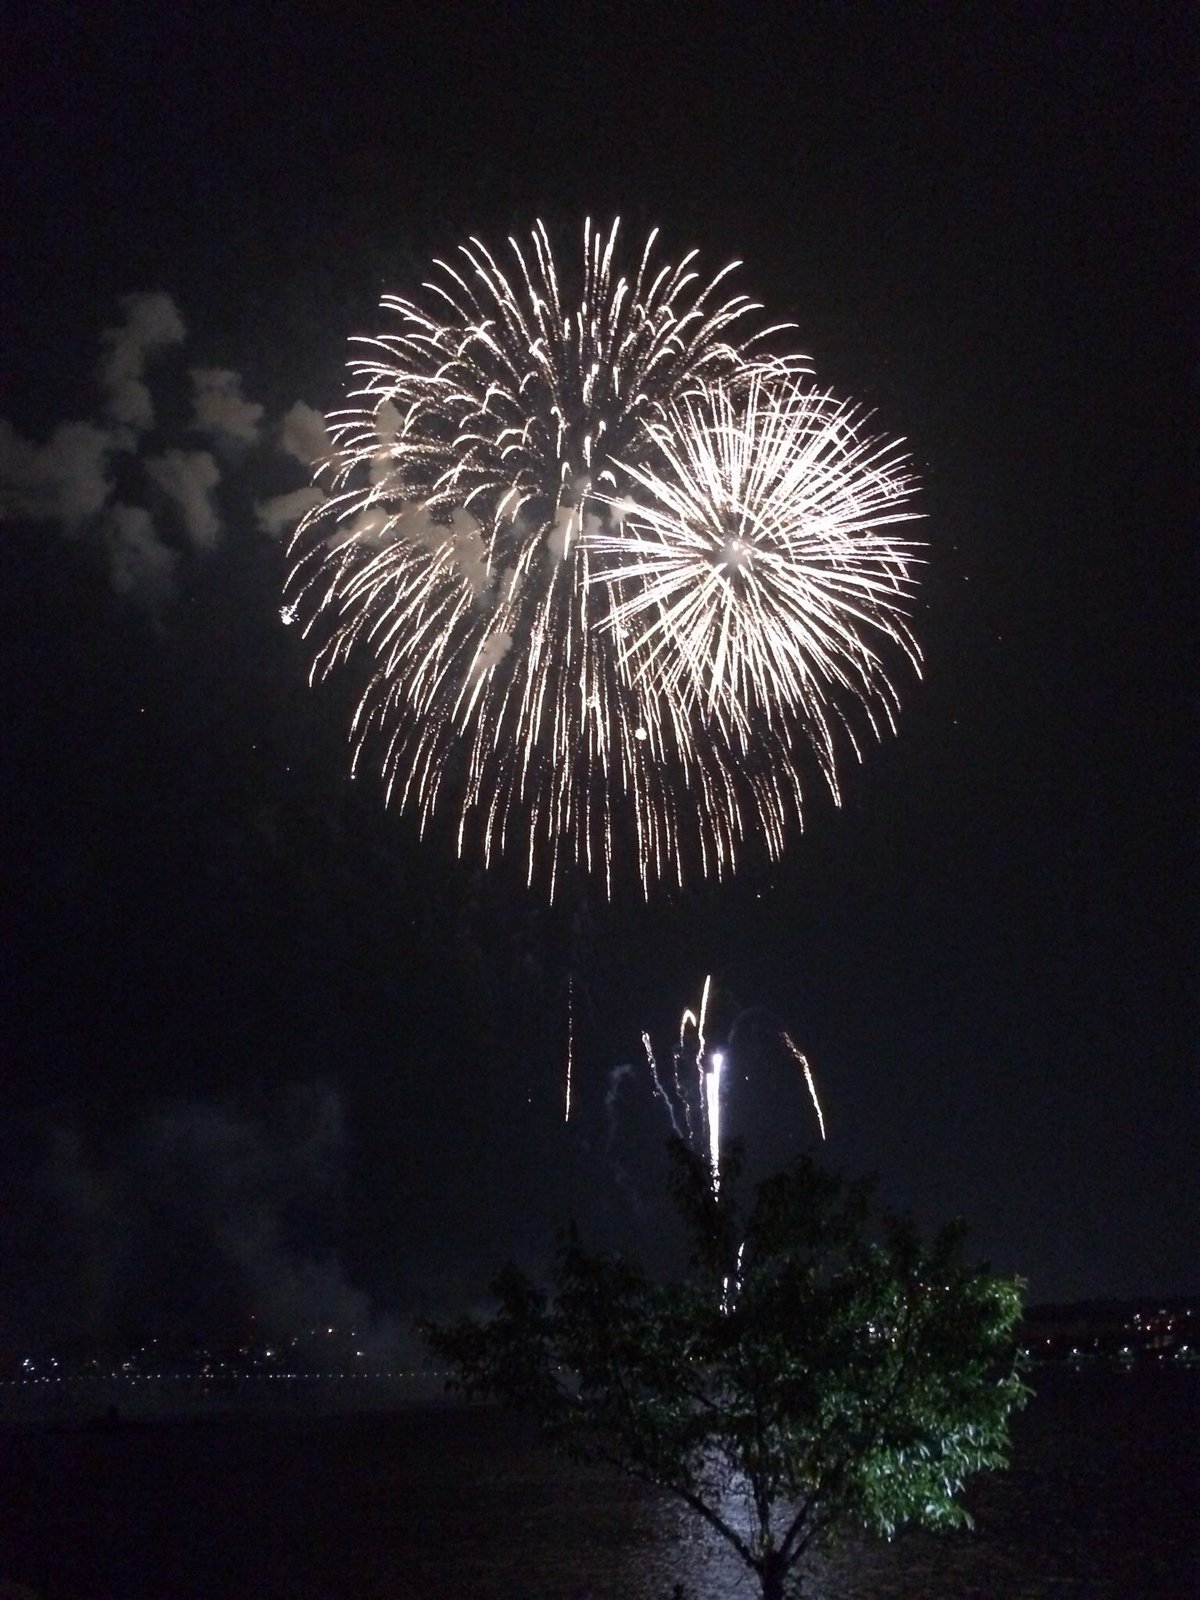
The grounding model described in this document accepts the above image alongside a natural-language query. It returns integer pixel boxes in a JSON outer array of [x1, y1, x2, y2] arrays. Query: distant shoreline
[[2, 1360, 1196, 1436]]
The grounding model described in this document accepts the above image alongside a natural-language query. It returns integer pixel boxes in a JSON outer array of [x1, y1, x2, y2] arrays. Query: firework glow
[[286, 220, 922, 897]]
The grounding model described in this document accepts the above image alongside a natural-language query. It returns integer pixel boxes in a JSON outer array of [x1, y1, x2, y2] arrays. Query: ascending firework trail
[[637, 976, 826, 1190]]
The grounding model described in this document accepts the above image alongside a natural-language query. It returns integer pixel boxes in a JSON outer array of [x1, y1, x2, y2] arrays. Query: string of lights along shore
[[285, 219, 924, 899]]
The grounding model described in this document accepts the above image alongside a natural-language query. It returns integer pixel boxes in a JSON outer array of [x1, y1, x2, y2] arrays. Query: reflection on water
[[0, 1370, 1194, 1599]]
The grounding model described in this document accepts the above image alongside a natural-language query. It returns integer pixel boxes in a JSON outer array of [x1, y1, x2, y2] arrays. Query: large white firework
[[588, 373, 923, 818], [286, 220, 920, 896]]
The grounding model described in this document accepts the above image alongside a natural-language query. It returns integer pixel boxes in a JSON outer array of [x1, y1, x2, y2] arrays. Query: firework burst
[[286, 221, 921, 897], [589, 373, 923, 822]]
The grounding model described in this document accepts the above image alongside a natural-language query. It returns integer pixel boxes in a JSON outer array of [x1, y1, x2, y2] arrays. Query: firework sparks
[[680, 974, 719, 1180], [287, 221, 921, 898], [640, 979, 826, 1188], [781, 1030, 826, 1143], [589, 373, 922, 819], [680, 972, 713, 1060]]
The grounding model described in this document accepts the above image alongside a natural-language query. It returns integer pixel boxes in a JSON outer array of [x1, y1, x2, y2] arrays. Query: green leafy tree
[[424, 1141, 1028, 1600]]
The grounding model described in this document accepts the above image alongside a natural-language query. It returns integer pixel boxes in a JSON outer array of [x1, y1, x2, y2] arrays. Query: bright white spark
[[707, 1048, 724, 1193]]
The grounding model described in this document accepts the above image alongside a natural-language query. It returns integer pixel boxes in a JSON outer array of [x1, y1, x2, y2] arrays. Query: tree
[[423, 1141, 1028, 1600]]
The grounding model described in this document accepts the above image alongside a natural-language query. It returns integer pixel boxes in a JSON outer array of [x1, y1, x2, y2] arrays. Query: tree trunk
[[760, 1550, 788, 1600]]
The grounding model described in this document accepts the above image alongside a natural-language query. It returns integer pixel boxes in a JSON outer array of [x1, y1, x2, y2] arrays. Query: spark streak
[[642, 1030, 682, 1136], [782, 1031, 826, 1142], [706, 1049, 724, 1193], [564, 975, 575, 1123], [681, 974, 722, 1187]]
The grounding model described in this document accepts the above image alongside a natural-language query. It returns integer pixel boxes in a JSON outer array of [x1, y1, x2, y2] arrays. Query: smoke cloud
[[97, 290, 186, 432], [257, 484, 326, 539], [2, 289, 327, 614], [105, 503, 181, 608], [190, 367, 265, 444], [25, 1086, 395, 1353], [279, 401, 333, 468], [469, 629, 513, 680], [145, 448, 223, 550], [546, 502, 579, 561], [419, 505, 490, 597], [0, 418, 114, 528]]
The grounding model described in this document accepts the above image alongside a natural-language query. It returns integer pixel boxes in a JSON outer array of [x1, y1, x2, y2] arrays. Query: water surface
[[1, 1369, 1194, 1598]]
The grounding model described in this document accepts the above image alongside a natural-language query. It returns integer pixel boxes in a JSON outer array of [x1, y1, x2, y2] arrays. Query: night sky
[[1, 4, 1193, 1357]]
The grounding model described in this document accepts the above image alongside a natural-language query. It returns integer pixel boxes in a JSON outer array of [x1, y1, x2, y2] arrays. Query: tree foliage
[[423, 1141, 1028, 1600]]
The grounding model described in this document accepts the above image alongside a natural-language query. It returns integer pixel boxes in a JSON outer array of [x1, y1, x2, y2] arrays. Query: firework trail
[[287, 221, 921, 898], [641, 1031, 682, 1137], [679, 973, 713, 1060], [706, 1051, 724, 1195], [781, 1030, 826, 1142], [564, 975, 575, 1124], [640, 978, 826, 1190], [679, 974, 721, 1183]]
